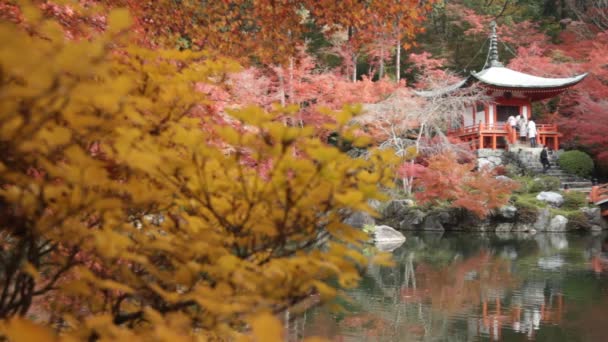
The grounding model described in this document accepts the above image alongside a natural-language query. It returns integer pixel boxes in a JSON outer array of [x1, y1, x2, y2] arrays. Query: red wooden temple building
[[419, 22, 587, 150]]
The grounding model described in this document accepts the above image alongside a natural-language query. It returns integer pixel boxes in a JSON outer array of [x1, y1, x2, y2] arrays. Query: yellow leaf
[[0, 116, 23, 138], [107, 8, 132, 33], [21, 2, 43, 23], [22, 262, 40, 281], [98, 279, 134, 294], [250, 313, 283, 342], [312, 280, 337, 301], [304, 337, 328, 342], [0, 318, 57, 342]]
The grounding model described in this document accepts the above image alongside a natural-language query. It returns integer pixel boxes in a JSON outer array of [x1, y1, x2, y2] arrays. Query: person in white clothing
[[528, 119, 537, 147], [518, 116, 527, 143], [508, 115, 517, 130]]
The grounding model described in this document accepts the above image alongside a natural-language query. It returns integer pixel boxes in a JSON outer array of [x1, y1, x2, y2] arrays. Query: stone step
[[567, 187, 593, 194], [562, 182, 593, 188]]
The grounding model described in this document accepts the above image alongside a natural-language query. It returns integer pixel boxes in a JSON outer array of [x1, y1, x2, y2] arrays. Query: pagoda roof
[[414, 67, 587, 98], [472, 66, 587, 89], [415, 21, 587, 99]]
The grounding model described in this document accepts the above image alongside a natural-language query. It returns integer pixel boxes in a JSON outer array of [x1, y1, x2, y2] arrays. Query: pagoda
[[419, 22, 587, 150]]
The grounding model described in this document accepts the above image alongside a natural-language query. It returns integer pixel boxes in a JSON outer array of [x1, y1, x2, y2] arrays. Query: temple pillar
[[492, 135, 497, 150], [554, 136, 559, 151]]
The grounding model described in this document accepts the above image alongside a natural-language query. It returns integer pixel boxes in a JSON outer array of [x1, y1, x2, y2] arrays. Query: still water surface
[[299, 232, 608, 341]]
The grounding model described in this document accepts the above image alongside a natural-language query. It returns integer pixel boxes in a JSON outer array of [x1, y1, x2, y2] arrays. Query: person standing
[[528, 119, 537, 147], [540, 145, 550, 173], [508, 115, 517, 129], [518, 116, 527, 143]]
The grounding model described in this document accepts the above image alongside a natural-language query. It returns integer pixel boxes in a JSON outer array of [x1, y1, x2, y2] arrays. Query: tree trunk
[[352, 53, 357, 82], [379, 45, 385, 79], [277, 69, 286, 107], [288, 57, 294, 104], [396, 39, 401, 82]]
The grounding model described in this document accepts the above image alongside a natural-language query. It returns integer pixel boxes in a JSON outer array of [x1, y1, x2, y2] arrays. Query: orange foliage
[[415, 153, 519, 218]]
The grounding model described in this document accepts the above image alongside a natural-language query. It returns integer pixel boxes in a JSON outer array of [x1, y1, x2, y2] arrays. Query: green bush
[[528, 176, 561, 193], [512, 194, 545, 223], [561, 191, 588, 210], [566, 211, 591, 230], [558, 150, 594, 178], [513, 175, 560, 194]]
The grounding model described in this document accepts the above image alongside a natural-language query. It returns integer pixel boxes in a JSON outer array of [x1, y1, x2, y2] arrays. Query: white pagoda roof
[[415, 21, 587, 98], [472, 66, 587, 89]]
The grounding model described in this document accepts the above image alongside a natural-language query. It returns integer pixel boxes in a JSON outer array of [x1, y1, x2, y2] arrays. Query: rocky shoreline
[[346, 195, 607, 236]]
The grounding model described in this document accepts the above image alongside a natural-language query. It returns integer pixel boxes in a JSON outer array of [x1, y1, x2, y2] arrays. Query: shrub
[[512, 176, 560, 194], [528, 176, 561, 193], [558, 150, 594, 178], [561, 191, 588, 210], [566, 211, 591, 230], [512, 194, 545, 223]]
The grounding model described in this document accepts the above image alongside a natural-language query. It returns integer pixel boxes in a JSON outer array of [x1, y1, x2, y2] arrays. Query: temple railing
[[448, 121, 562, 150], [590, 184, 608, 217], [448, 122, 560, 136], [447, 122, 508, 136], [537, 123, 559, 133]]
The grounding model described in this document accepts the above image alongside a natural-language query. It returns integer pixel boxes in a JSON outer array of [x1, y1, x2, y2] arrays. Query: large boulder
[[398, 209, 426, 230], [536, 191, 564, 207], [382, 199, 414, 224], [344, 211, 375, 228], [513, 223, 535, 233], [533, 208, 552, 231], [581, 207, 608, 230], [495, 222, 514, 233], [495, 175, 512, 182], [547, 215, 568, 232], [373, 225, 406, 251], [497, 205, 518, 220], [420, 213, 445, 232]]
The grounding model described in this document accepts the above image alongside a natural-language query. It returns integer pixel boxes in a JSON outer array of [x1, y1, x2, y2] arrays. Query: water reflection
[[297, 232, 608, 341]]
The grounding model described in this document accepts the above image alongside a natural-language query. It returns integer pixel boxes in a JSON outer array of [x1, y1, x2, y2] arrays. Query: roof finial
[[488, 21, 503, 68]]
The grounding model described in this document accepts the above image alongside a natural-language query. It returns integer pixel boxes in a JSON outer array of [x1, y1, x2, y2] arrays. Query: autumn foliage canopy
[[0, 3, 401, 340]]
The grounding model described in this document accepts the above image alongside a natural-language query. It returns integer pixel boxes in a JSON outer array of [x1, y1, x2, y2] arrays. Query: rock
[[495, 175, 512, 182], [533, 208, 551, 231], [548, 215, 568, 232], [420, 213, 445, 232], [536, 191, 564, 207], [398, 209, 426, 230], [373, 225, 406, 245], [498, 205, 517, 220], [383, 200, 412, 220], [581, 207, 608, 230], [592, 225, 603, 232], [375, 240, 405, 252], [478, 158, 494, 170], [495, 222, 513, 233], [344, 211, 375, 228], [368, 199, 383, 211], [513, 223, 533, 232]]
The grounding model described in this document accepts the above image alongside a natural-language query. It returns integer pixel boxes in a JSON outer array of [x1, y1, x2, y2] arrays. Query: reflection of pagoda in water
[[471, 280, 565, 340], [293, 233, 606, 342]]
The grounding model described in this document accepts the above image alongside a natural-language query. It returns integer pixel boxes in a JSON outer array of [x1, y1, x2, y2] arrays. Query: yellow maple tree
[[0, 4, 397, 341]]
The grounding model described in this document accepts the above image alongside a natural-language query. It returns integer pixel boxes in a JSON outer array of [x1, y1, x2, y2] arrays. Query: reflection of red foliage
[[399, 287, 430, 302]]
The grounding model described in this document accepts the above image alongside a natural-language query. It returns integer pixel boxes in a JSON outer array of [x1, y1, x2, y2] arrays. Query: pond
[[295, 232, 608, 341]]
